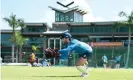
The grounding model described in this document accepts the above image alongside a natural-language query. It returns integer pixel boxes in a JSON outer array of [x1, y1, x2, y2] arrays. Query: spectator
[[29, 52, 36, 67], [115, 54, 122, 69], [102, 54, 108, 69], [42, 59, 51, 67]]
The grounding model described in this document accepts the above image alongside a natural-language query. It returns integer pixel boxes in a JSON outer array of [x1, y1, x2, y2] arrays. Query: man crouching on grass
[[59, 31, 93, 77]]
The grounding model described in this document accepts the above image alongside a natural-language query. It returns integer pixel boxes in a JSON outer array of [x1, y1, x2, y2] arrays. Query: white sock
[[84, 64, 90, 72], [84, 64, 88, 69], [76, 66, 88, 73]]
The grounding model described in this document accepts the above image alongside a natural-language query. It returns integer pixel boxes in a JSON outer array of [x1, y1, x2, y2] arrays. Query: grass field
[[1, 66, 133, 80]]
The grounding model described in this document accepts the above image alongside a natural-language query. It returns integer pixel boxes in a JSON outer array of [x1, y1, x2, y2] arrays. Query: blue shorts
[[79, 52, 92, 59], [116, 61, 120, 64], [103, 62, 107, 64]]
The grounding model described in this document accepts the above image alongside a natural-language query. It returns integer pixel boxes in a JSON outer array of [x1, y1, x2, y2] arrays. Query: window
[[68, 12, 74, 22], [82, 27, 93, 33], [65, 15, 69, 22], [71, 26, 93, 33], [1, 34, 12, 47], [56, 11, 74, 22], [55, 12, 60, 22], [60, 14, 65, 22], [74, 12, 83, 22], [94, 26, 112, 32], [1, 34, 12, 41], [26, 27, 45, 32], [1, 47, 12, 52], [118, 26, 128, 32]]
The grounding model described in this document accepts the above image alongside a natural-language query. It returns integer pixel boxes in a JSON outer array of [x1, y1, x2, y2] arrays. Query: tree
[[14, 32, 28, 62], [3, 13, 25, 62], [116, 11, 133, 68], [18, 19, 25, 32]]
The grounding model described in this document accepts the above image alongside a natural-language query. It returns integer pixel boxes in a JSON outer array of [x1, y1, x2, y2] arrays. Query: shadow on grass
[[33, 75, 81, 77]]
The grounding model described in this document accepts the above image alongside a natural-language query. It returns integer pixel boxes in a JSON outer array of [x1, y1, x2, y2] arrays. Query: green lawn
[[1, 66, 133, 80]]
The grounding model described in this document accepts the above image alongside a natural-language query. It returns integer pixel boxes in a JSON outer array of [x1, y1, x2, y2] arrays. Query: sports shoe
[[81, 73, 88, 77]]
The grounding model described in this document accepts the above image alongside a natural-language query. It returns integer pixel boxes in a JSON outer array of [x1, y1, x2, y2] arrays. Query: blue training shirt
[[59, 39, 93, 59], [115, 55, 122, 62], [102, 56, 108, 62]]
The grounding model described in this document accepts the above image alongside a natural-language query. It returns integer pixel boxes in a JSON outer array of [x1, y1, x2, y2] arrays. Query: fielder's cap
[[60, 32, 72, 39]]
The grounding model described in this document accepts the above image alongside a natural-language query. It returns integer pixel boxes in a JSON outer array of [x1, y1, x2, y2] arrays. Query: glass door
[[48, 38, 62, 65]]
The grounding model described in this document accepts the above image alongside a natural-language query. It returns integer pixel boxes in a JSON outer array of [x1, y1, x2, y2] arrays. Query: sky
[[1, 0, 133, 29]]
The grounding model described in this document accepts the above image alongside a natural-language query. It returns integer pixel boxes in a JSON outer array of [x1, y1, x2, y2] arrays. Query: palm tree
[[18, 19, 25, 32], [14, 32, 28, 62], [116, 11, 133, 68], [3, 13, 25, 62]]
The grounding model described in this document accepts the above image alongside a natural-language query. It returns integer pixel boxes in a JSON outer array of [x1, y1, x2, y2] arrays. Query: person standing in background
[[115, 54, 122, 69], [102, 54, 108, 69]]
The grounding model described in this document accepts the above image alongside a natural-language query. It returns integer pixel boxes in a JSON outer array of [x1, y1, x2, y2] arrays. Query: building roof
[[41, 31, 67, 35], [69, 21, 116, 26], [43, 31, 63, 34], [1, 23, 49, 33], [21, 31, 64, 36], [25, 22, 49, 27], [52, 21, 117, 27], [67, 21, 133, 26], [1, 30, 20, 33], [49, 6, 88, 15]]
